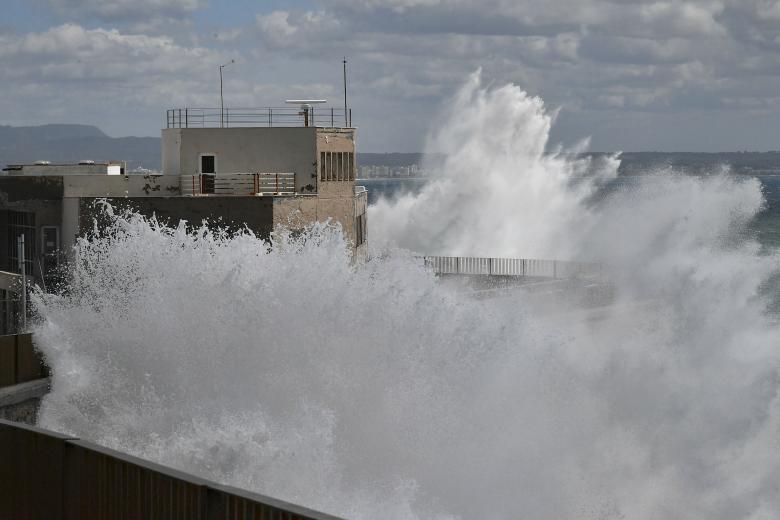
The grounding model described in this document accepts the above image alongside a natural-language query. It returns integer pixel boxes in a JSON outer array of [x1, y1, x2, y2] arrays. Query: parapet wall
[[0, 419, 344, 520]]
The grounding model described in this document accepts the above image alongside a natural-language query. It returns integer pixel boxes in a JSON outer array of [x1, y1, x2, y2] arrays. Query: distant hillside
[[0, 124, 161, 170], [3, 124, 780, 174]]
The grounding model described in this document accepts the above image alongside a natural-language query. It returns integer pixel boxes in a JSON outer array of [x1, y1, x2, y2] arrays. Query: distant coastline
[[5, 124, 780, 175]]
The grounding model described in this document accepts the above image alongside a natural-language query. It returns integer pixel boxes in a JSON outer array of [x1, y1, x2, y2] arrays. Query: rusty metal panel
[[0, 420, 344, 520], [206, 483, 343, 520], [15, 333, 43, 383], [64, 439, 209, 520], [0, 419, 75, 520], [0, 335, 16, 387]]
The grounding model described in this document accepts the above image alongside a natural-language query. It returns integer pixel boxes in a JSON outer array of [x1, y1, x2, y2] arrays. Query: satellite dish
[[285, 99, 327, 105]]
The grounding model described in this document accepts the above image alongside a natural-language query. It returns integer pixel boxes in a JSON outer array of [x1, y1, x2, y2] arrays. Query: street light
[[219, 59, 234, 127]]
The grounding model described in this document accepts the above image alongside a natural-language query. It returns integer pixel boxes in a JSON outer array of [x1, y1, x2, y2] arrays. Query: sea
[[360, 173, 780, 250]]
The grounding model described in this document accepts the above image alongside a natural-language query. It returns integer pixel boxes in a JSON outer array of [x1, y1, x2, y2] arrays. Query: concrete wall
[[4, 163, 121, 176], [0, 379, 49, 424], [273, 190, 357, 246], [62, 174, 181, 198], [162, 128, 319, 193], [80, 196, 275, 237]]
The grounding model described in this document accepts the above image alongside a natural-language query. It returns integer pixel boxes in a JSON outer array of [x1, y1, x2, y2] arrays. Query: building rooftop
[[2, 161, 125, 176]]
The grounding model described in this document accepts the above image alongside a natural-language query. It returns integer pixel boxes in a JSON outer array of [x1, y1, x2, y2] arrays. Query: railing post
[[522, 259, 526, 277], [226, 108, 229, 127], [269, 108, 273, 127], [331, 108, 334, 127], [17, 235, 26, 332], [185, 108, 188, 128], [349, 108, 352, 127]]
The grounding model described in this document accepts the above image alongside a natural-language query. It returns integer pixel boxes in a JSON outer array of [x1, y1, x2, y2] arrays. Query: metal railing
[[181, 173, 296, 196], [167, 107, 352, 129], [423, 256, 602, 279], [0, 419, 344, 520]]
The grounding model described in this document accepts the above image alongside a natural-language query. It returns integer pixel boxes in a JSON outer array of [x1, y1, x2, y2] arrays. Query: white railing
[[180, 173, 295, 196], [423, 256, 602, 279]]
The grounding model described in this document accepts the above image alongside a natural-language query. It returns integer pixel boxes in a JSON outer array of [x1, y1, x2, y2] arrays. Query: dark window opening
[[356, 213, 366, 247], [201, 155, 216, 174], [2, 210, 36, 275]]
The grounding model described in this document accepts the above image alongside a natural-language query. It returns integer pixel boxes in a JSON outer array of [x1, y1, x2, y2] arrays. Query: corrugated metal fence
[[0, 333, 46, 389], [0, 419, 344, 520], [423, 256, 602, 279]]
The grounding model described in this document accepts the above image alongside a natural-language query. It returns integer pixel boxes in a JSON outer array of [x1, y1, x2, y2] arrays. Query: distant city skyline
[[2, 1, 780, 152]]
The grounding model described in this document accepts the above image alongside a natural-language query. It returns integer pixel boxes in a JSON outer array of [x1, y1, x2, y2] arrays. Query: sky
[[1, 0, 780, 152]]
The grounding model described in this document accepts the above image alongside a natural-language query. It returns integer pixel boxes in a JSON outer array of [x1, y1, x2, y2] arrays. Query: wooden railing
[[0, 419, 344, 520], [181, 173, 296, 196]]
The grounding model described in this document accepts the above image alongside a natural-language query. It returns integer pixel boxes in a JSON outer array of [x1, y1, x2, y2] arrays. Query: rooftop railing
[[180, 173, 296, 196], [166, 107, 352, 129]]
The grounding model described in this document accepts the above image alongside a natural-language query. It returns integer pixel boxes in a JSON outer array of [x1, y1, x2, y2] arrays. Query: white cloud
[[0, 24, 230, 134], [5, 0, 780, 150], [256, 10, 341, 48]]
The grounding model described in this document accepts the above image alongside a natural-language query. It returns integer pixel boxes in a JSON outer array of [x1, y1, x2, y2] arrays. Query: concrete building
[[0, 106, 368, 325]]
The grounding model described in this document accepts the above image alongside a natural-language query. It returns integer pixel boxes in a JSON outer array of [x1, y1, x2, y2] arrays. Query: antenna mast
[[343, 57, 348, 127]]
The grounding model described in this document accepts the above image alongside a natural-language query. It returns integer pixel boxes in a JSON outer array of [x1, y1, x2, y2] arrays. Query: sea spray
[[369, 70, 620, 259], [33, 73, 780, 519]]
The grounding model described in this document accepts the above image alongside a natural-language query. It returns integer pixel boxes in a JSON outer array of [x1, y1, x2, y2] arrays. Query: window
[[41, 226, 60, 286], [200, 154, 216, 174], [320, 151, 355, 181], [355, 213, 367, 247], [3, 210, 35, 275]]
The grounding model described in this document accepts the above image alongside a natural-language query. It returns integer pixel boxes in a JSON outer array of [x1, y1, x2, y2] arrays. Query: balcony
[[180, 173, 296, 196], [166, 107, 352, 129]]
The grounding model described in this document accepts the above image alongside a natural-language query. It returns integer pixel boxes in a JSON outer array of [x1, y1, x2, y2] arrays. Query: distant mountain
[[0, 124, 161, 171], [3, 124, 780, 175]]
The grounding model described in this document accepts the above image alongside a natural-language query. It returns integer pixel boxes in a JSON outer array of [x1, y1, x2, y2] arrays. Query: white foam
[[32, 73, 780, 519]]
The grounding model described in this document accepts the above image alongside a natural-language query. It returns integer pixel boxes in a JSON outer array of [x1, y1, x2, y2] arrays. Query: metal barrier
[[423, 256, 602, 279], [181, 173, 296, 196], [0, 419, 344, 520], [167, 107, 352, 129], [0, 333, 46, 389]]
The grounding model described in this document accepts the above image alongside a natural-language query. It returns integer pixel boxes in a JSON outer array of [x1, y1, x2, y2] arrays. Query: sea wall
[[0, 378, 49, 424]]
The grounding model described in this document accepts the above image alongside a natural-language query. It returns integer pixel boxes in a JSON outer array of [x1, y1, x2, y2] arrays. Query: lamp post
[[219, 59, 235, 127]]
